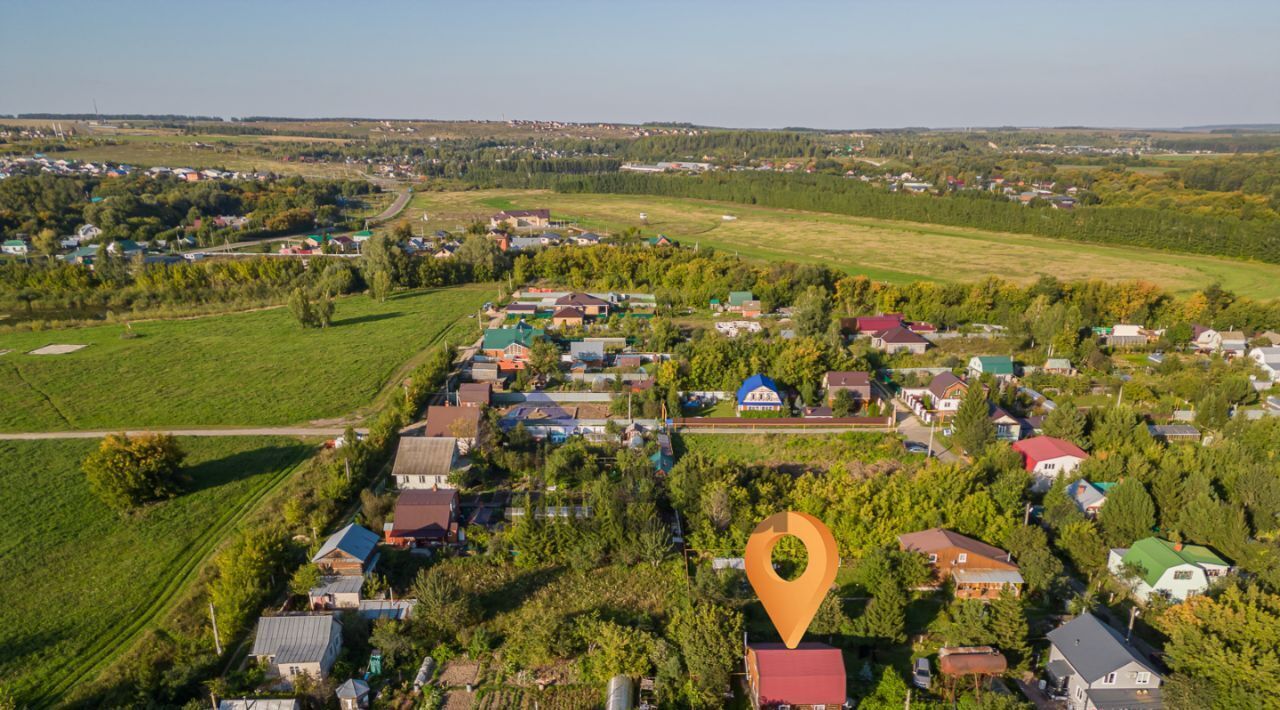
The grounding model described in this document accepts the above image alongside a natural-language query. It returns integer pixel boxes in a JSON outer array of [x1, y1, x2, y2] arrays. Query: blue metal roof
[[736, 373, 780, 405]]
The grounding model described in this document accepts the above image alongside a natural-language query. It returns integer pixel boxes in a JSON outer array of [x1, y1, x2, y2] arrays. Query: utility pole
[[209, 601, 223, 655], [1127, 607, 1140, 643], [926, 420, 935, 457], [1024, 502, 1033, 526]]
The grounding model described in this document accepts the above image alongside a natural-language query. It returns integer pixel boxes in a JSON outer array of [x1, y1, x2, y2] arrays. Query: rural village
[[4, 112, 1280, 710]]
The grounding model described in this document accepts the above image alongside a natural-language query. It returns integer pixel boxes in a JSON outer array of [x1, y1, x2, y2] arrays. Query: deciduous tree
[[82, 432, 187, 510]]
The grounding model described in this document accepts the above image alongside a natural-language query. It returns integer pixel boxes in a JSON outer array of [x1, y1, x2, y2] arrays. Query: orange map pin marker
[[745, 511, 839, 649]]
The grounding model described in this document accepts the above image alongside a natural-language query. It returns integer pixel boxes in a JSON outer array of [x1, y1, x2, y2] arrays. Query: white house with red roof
[[744, 642, 846, 709], [1012, 436, 1089, 491]]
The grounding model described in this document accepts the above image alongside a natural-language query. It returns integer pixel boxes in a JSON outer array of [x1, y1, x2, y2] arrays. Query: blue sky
[[2, 0, 1277, 128]]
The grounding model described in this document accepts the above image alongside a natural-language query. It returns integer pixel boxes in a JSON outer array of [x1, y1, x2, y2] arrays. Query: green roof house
[[353, 230, 374, 241], [1107, 537, 1232, 602], [2, 239, 29, 255], [968, 355, 1016, 380], [727, 291, 754, 308], [482, 326, 545, 359]]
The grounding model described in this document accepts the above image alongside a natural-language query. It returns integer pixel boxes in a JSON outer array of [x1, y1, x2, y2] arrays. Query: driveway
[[897, 411, 960, 463]]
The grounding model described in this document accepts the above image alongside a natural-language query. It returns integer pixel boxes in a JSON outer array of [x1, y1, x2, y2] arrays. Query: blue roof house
[[736, 374, 784, 414]]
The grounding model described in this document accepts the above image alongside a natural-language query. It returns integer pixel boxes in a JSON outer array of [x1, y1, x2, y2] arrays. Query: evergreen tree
[[1042, 402, 1089, 447], [1195, 390, 1231, 431], [858, 666, 909, 710], [831, 389, 856, 417], [989, 589, 1030, 669], [859, 581, 907, 645], [1098, 478, 1157, 547], [953, 383, 996, 455]]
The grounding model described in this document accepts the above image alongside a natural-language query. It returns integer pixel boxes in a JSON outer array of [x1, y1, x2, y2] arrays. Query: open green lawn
[[0, 436, 313, 703], [409, 189, 1280, 299], [0, 284, 495, 431]]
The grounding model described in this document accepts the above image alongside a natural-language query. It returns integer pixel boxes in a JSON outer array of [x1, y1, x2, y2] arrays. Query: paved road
[[896, 411, 961, 463], [371, 187, 412, 223], [0, 427, 368, 440]]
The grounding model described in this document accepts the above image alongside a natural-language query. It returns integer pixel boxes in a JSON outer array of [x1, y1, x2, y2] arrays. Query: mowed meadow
[[0, 283, 494, 431], [410, 189, 1280, 299], [0, 436, 313, 702]]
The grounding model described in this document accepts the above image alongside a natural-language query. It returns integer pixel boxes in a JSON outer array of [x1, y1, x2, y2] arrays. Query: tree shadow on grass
[[184, 443, 312, 495], [331, 311, 403, 328]]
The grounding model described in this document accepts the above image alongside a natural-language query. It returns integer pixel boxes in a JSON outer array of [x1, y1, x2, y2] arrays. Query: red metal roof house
[[1012, 436, 1089, 491], [854, 314, 904, 334], [745, 642, 846, 709]]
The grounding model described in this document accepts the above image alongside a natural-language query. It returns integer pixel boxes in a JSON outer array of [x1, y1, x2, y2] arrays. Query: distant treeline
[[1152, 134, 1280, 153], [470, 171, 1280, 265], [621, 131, 824, 161]]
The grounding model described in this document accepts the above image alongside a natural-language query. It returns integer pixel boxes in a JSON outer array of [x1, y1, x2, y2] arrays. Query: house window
[[1136, 672, 1151, 685], [928, 553, 938, 563], [957, 553, 968, 564], [419, 475, 427, 484], [1173, 570, 1194, 580], [1103, 672, 1117, 685], [1075, 686, 1083, 700], [289, 666, 301, 676], [1043, 462, 1056, 470]]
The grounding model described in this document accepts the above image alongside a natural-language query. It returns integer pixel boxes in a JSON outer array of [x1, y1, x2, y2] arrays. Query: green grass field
[[0, 284, 494, 431], [409, 189, 1280, 299], [0, 436, 313, 703], [677, 432, 909, 472]]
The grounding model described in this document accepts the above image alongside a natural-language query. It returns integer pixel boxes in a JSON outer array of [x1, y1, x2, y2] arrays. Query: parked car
[[913, 657, 932, 689], [904, 442, 930, 455]]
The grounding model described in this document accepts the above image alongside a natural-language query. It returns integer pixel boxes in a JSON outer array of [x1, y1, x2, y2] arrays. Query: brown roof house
[[385, 489, 460, 547], [898, 528, 1023, 599], [423, 405, 484, 453], [554, 292, 612, 317], [822, 371, 872, 408], [489, 208, 551, 230], [871, 326, 931, 355], [391, 436, 460, 489], [926, 372, 968, 417], [457, 382, 491, 407], [551, 306, 586, 329]]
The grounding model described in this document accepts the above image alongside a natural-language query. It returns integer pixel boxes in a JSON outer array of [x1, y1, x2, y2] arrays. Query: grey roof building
[[311, 523, 380, 574], [336, 678, 371, 709], [1045, 613, 1161, 710], [391, 436, 459, 489], [250, 614, 343, 681]]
